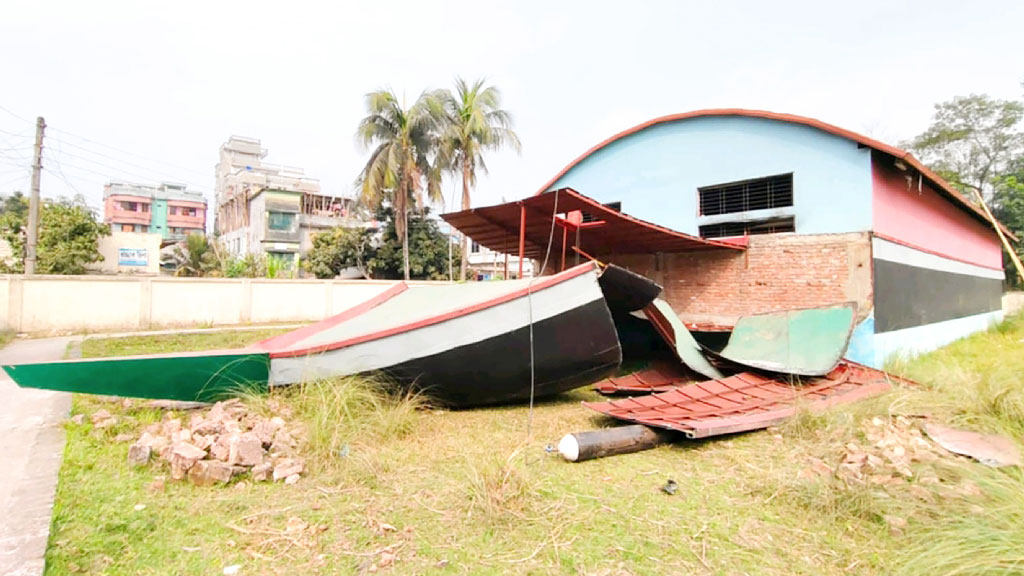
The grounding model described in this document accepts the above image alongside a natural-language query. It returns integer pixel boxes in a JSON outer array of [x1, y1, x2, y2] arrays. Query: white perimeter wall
[[0, 275, 414, 334]]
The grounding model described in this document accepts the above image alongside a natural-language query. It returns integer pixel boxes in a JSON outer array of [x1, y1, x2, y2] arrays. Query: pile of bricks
[[127, 398, 306, 487]]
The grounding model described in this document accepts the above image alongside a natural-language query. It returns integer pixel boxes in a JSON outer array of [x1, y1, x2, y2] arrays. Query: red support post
[[518, 203, 526, 278], [560, 225, 567, 272]]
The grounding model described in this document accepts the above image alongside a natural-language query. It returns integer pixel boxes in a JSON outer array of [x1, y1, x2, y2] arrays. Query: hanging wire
[[526, 189, 560, 442]]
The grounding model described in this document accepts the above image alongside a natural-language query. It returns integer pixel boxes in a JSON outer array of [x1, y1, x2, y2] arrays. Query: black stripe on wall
[[874, 259, 1002, 333]]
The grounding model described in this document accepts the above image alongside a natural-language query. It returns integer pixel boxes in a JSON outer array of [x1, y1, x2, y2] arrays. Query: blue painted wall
[[547, 116, 874, 235]]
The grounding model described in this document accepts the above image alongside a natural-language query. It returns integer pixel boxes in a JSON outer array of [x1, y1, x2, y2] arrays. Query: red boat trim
[[254, 282, 409, 351], [269, 261, 600, 359]]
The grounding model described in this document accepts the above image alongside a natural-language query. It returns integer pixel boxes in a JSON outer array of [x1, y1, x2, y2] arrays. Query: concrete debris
[[273, 458, 304, 482], [923, 423, 1022, 467], [127, 444, 152, 467], [127, 398, 306, 487], [91, 409, 117, 428], [147, 400, 211, 410], [251, 462, 272, 482], [70, 414, 85, 425]]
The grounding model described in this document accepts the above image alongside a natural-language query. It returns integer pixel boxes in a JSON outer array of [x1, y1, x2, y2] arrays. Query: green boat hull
[[2, 351, 270, 402]]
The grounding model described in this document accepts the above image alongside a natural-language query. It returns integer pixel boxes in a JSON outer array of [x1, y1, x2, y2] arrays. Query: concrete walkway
[[0, 337, 76, 576]]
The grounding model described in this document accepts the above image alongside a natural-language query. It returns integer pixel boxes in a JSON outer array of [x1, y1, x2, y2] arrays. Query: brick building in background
[[103, 180, 207, 243], [445, 109, 1013, 367]]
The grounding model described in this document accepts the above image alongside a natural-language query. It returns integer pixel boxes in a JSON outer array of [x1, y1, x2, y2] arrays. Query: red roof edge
[[535, 108, 1016, 242]]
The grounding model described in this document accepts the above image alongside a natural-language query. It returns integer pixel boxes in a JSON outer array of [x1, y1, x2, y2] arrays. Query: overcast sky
[[1, 0, 1021, 221]]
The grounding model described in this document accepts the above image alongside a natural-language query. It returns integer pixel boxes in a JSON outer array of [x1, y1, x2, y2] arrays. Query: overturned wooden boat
[[2, 262, 623, 407]]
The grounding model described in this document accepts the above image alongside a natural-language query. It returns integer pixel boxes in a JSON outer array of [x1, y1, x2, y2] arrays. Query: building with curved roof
[[448, 109, 1010, 366]]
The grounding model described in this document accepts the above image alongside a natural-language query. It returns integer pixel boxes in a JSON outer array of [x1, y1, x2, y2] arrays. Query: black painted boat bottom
[[381, 298, 623, 407]]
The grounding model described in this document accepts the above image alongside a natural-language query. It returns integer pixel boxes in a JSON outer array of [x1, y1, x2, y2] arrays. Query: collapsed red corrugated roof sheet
[[585, 361, 905, 439]]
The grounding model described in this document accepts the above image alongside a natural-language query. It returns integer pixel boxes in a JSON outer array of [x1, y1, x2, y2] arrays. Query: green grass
[[46, 317, 1024, 574], [0, 329, 15, 350], [79, 327, 291, 358]]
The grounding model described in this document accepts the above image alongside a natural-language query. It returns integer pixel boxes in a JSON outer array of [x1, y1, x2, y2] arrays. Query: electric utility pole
[[25, 116, 45, 275]]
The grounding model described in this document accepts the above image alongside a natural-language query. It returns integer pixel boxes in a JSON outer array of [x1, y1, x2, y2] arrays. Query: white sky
[[1, 0, 1021, 222]]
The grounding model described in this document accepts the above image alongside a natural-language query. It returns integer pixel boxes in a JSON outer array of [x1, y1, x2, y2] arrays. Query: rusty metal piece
[[594, 365, 694, 395], [923, 423, 1022, 467], [584, 361, 896, 439]]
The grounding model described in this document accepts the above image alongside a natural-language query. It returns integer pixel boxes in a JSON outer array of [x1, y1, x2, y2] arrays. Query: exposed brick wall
[[593, 232, 873, 326]]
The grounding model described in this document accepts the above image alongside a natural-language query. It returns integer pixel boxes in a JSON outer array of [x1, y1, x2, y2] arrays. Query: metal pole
[[518, 203, 526, 279], [560, 225, 567, 272], [25, 116, 45, 275]]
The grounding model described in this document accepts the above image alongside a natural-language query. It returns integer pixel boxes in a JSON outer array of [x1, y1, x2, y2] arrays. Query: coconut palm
[[356, 89, 443, 280], [438, 78, 521, 280]]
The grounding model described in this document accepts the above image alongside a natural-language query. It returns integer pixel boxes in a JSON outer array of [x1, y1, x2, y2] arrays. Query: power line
[[46, 147, 209, 193], [47, 139, 209, 191], [0, 103, 32, 124], [48, 128, 211, 180]]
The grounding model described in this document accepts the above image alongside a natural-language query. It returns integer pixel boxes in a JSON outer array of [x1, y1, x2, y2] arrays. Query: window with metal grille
[[699, 174, 793, 216], [698, 216, 795, 239]]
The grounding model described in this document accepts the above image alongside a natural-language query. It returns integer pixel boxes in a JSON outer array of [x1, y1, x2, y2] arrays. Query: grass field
[[46, 317, 1024, 575]]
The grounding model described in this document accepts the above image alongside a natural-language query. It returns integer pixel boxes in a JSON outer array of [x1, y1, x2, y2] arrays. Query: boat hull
[[269, 263, 622, 406], [2, 351, 269, 402], [381, 297, 621, 406]]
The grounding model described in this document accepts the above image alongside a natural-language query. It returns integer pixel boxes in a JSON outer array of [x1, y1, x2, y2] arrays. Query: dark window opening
[[699, 174, 793, 216], [699, 216, 795, 239], [471, 241, 480, 253]]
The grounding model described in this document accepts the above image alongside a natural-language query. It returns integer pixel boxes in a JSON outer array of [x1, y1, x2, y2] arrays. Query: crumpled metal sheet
[[643, 299, 724, 380], [584, 361, 896, 439], [711, 302, 857, 376], [594, 365, 694, 395]]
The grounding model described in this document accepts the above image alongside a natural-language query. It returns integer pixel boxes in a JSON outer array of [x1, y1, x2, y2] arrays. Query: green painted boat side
[[2, 352, 270, 402], [717, 302, 857, 376]]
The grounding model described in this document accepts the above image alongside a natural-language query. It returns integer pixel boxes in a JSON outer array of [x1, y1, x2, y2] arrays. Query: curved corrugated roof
[[535, 109, 1014, 238]]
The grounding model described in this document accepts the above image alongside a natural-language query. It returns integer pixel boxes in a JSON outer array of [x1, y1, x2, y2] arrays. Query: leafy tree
[[905, 94, 1024, 195], [304, 226, 374, 279], [993, 159, 1024, 286], [356, 89, 443, 281], [0, 195, 109, 274], [437, 78, 521, 281], [303, 208, 458, 280], [0, 191, 28, 219], [906, 93, 1024, 285], [373, 208, 459, 280]]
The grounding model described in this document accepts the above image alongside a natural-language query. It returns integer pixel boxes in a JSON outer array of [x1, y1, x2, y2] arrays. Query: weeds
[[896, 467, 1024, 575], [251, 375, 426, 467]]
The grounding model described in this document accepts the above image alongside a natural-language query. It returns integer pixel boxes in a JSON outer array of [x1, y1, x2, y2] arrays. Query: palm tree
[[356, 89, 443, 280], [168, 233, 219, 277], [438, 78, 521, 281]]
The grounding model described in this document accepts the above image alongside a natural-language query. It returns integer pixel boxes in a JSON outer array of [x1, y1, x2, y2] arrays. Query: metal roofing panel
[[584, 361, 898, 439]]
